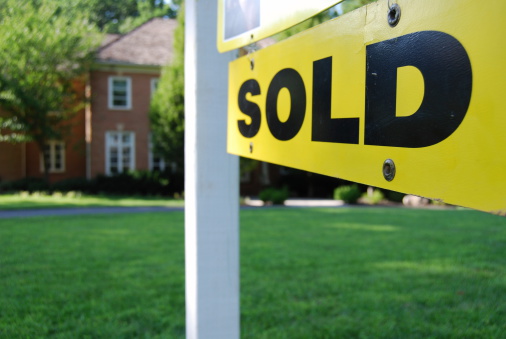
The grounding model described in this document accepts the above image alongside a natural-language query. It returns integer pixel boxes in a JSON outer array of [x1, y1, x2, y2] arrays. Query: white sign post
[[185, 0, 240, 338]]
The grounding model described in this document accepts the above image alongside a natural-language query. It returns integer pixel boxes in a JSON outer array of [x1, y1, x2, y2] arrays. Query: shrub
[[92, 171, 172, 196], [0, 177, 49, 193], [259, 187, 289, 205], [51, 177, 91, 193], [361, 188, 385, 205], [0, 170, 184, 197], [384, 189, 405, 203], [334, 184, 362, 204]]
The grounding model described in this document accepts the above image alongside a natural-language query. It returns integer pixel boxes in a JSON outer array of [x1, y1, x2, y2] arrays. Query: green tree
[[275, 10, 336, 41], [149, 2, 185, 172], [0, 0, 101, 181], [81, 0, 182, 33], [341, 0, 376, 14], [274, 0, 376, 41], [111, 0, 184, 33]]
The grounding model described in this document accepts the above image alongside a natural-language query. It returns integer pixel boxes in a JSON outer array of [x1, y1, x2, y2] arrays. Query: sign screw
[[383, 159, 396, 181], [249, 142, 253, 153], [250, 59, 254, 70], [388, 3, 401, 27]]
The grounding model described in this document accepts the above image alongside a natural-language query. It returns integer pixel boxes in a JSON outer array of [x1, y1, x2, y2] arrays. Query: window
[[40, 141, 65, 173], [105, 131, 135, 175], [150, 154, 167, 172], [148, 135, 167, 172], [151, 78, 159, 97], [108, 76, 132, 109]]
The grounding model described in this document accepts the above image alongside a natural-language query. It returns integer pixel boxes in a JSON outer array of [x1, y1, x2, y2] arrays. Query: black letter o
[[266, 68, 306, 141]]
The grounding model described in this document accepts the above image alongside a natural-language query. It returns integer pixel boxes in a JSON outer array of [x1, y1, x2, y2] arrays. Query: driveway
[[0, 206, 184, 219]]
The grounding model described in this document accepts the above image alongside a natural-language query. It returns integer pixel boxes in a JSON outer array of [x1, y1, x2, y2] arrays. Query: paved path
[[0, 206, 184, 219]]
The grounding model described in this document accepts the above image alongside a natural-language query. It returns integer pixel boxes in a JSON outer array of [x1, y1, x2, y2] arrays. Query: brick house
[[0, 18, 338, 197], [0, 18, 176, 183], [88, 18, 176, 178]]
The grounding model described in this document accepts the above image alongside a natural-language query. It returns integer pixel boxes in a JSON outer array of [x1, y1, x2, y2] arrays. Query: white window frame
[[40, 141, 65, 173], [105, 131, 135, 175], [108, 76, 132, 110], [151, 78, 159, 97], [148, 134, 167, 172]]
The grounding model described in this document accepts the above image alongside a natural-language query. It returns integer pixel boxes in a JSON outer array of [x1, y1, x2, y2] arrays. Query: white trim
[[151, 78, 159, 97], [148, 134, 167, 171], [40, 141, 66, 173], [93, 62, 161, 74], [105, 131, 136, 175], [108, 76, 132, 110]]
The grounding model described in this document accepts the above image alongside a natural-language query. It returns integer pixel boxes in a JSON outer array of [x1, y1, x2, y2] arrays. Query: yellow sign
[[217, 0, 343, 52], [227, 0, 506, 215]]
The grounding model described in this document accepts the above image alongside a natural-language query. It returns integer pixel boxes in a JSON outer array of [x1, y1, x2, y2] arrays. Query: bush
[[259, 187, 289, 205], [92, 171, 172, 196], [384, 189, 405, 203], [51, 177, 91, 193], [0, 170, 184, 197], [361, 188, 385, 205], [334, 184, 362, 204], [0, 177, 49, 193]]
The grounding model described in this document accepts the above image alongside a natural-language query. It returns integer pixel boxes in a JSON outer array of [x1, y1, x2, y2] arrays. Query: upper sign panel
[[217, 0, 342, 52], [227, 0, 506, 215]]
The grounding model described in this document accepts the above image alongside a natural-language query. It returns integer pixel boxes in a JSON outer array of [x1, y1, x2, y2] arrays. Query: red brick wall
[[1, 69, 160, 184], [0, 142, 24, 182], [0, 79, 87, 184], [89, 69, 159, 178], [24, 109, 87, 182]]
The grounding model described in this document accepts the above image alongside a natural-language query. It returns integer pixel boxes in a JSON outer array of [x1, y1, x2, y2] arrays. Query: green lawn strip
[[240, 208, 506, 338], [0, 193, 184, 210], [0, 208, 504, 338], [0, 212, 186, 338]]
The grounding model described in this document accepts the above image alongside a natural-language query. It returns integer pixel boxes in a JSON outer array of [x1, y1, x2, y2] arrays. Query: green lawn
[[0, 193, 184, 210], [0, 208, 505, 338]]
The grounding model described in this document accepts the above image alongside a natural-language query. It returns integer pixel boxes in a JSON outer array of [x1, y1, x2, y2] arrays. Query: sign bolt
[[249, 142, 254, 153], [388, 3, 401, 27], [383, 159, 396, 181]]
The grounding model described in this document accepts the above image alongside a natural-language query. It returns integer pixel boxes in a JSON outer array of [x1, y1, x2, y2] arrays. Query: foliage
[[0, 0, 101, 180], [259, 187, 289, 205], [361, 187, 385, 205], [74, 0, 182, 33], [275, 9, 337, 41], [0, 177, 49, 193], [50, 177, 92, 193], [334, 184, 362, 204], [103, 0, 182, 34], [0, 171, 183, 197], [341, 0, 377, 14], [149, 3, 185, 171], [240, 157, 258, 177], [92, 171, 171, 196], [273, 0, 375, 42], [384, 189, 406, 203]]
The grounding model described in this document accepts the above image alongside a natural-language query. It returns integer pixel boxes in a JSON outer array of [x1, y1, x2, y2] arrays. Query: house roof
[[101, 34, 121, 47], [97, 18, 177, 67]]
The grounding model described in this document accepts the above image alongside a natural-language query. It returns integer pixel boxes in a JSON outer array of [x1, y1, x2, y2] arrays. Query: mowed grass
[[0, 208, 505, 338], [0, 193, 184, 210]]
